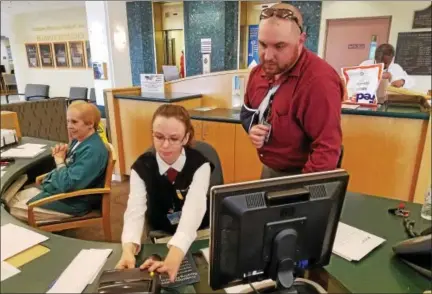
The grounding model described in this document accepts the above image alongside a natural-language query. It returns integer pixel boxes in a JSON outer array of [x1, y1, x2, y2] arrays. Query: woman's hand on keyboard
[[140, 246, 184, 282]]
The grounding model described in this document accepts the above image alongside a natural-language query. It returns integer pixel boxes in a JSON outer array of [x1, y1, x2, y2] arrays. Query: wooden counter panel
[[202, 121, 236, 183], [413, 118, 431, 204], [341, 115, 427, 201], [234, 124, 262, 182]]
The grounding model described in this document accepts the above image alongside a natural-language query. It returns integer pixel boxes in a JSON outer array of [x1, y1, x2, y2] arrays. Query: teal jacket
[[27, 133, 108, 216]]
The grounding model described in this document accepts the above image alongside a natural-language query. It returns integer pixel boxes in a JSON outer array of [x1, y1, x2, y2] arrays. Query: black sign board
[[395, 31, 431, 76], [413, 5, 431, 29]]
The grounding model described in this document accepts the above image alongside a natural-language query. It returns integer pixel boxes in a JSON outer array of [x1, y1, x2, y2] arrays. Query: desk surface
[[0, 141, 430, 293], [0, 137, 57, 195], [189, 105, 430, 124], [114, 92, 202, 103]]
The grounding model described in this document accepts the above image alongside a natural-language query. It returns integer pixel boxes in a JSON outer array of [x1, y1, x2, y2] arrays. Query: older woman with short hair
[[7, 102, 109, 221]]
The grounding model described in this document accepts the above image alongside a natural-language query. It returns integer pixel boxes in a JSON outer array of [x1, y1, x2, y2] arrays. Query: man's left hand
[[391, 79, 405, 88]]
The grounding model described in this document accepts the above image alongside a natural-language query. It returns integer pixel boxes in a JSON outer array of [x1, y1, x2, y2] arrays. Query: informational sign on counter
[[247, 25, 259, 68], [140, 74, 165, 94]]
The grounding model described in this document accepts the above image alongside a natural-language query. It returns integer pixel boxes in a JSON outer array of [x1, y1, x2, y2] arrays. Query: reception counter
[[0, 144, 430, 293], [104, 71, 431, 202]]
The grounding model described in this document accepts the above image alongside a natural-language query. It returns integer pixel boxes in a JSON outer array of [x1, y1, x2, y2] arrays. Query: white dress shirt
[[359, 59, 415, 89], [121, 148, 211, 255]]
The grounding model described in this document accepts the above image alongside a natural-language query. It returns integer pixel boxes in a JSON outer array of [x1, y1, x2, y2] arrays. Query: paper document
[[17, 143, 46, 149], [1, 147, 45, 158], [1, 223, 49, 261], [5, 245, 50, 268], [1, 171, 5, 178], [47, 248, 112, 293], [1, 261, 20, 281], [201, 247, 210, 263], [342, 104, 360, 109], [332, 222, 385, 262]]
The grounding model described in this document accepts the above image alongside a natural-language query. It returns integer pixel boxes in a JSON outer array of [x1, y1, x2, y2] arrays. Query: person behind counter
[[116, 104, 213, 282], [6, 102, 108, 221], [360, 43, 414, 89], [240, 3, 343, 178]]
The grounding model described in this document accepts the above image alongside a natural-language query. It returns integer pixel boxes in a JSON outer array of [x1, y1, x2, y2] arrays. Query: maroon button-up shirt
[[243, 49, 343, 173]]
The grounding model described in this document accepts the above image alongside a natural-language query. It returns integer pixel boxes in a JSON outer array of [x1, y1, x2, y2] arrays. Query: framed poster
[[53, 42, 69, 68], [85, 40, 92, 68], [38, 43, 54, 67], [247, 25, 259, 68], [25, 43, 40, 68], [68, 41, 86, 68]]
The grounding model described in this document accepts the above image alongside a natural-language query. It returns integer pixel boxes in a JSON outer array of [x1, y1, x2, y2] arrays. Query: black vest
[[132, 148, 214, 234]]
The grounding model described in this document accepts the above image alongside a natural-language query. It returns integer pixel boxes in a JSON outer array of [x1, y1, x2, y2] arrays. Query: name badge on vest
[[167, 211, 182, 225]]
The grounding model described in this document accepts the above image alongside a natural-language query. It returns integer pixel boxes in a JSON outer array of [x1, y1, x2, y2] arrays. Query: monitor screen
[[209, 170, 349, 291]]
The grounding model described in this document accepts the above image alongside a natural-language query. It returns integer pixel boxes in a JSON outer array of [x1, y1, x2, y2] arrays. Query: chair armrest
[[27, 188, 111, 208], [35, 173, 49, 185]]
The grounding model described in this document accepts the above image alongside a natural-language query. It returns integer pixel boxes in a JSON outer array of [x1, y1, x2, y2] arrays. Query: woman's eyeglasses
[[260, 8, 303, 33], [152, 133, 184, 145]]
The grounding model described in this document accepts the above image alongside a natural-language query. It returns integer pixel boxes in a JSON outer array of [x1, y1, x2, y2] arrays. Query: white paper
[[1, 261, 20, 281], [203, 54, 211, 74], [17, 143, 46, 149], [47, 249, 112, 293], [1, 148, 45, 158], [341, 104, 360, 109], [1, 171, 5, 178], [201, 247, 210, 263], [194, 107, 216, 112], [1, 223, 49, 261], [140, 74, 165, 94], [332, 222, 385, 262]]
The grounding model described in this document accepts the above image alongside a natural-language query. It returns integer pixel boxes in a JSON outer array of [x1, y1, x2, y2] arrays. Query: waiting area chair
[[67, 87, 88, 105], [88, 88, 96, 104], [145, 140, 224, 242], [2, 74, 17, 103], [15, 84, 50, 101], [27, 143, 116, 241]]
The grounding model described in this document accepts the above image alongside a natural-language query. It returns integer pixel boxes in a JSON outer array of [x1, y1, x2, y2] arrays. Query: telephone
[[393, 233, 432, 278]]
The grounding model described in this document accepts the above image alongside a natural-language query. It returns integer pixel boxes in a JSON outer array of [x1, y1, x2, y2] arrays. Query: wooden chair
[[27, 143, 116, 241]]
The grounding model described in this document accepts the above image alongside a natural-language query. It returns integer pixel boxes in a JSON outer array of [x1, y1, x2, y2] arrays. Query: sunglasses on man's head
[[260, 8, 303, 33]]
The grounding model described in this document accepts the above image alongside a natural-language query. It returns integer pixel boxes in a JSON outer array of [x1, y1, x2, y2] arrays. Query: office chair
[[145, 141, 224, 242], [17, 84, 50, 101], [88, 88, 97, 104], [27, 143, 116, 241], [67, 87, 88, 105]]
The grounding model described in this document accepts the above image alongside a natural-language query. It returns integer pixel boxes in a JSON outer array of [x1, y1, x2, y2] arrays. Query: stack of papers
[[332, 222, 385, 261], [1, 143, 46, 158], [47, 249, 112, 293], [1, 223, 50, 281]]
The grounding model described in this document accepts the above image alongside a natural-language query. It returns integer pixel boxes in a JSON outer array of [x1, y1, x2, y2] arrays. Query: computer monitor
[[209, 170, 349, 293]]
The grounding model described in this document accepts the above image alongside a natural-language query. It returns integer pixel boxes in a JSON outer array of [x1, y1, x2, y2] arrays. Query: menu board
[[413, 5, 431, 29], [395, 32, 431, 75]]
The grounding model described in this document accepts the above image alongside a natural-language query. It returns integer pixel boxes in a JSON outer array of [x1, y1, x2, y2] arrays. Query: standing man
[[240, 3, 343, 178], [360, 43, 414, 89]]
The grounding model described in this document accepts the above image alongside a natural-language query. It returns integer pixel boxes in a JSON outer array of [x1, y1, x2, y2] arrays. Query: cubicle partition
[[105, 70, 430, 202]]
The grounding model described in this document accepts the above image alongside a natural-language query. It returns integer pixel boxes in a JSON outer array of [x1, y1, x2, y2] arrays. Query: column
[[85, 0, 132, 105]]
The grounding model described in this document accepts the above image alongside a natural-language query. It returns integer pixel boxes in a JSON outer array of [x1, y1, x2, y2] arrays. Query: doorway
[[324, 16, 392, 72]]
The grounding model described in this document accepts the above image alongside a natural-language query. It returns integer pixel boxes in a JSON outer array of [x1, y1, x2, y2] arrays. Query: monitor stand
[[260, 229, 328, 294]]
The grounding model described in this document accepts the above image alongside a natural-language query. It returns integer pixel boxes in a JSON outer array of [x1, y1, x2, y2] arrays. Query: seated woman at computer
[[116, 104, 213, 282], [6, 102, 108, 221], [360, 43, 414, 89]]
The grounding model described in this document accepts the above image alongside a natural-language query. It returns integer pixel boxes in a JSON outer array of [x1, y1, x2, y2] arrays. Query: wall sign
[[25, 43, 40, 68], [348, 44, 365, 50], [247, 25, 259, 68], [200, 38, 211, 54], [413, 4, 431, 29], [68, 41, 86, 68], [53, 42, 69, 68], [202, 54, 211, 74], [395, 31, 431, 75]]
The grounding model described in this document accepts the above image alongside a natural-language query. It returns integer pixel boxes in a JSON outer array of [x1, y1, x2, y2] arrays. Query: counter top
[[189, 108, 241, 123], [114, 92, 202, 103], [189, 105, 430, 124]]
